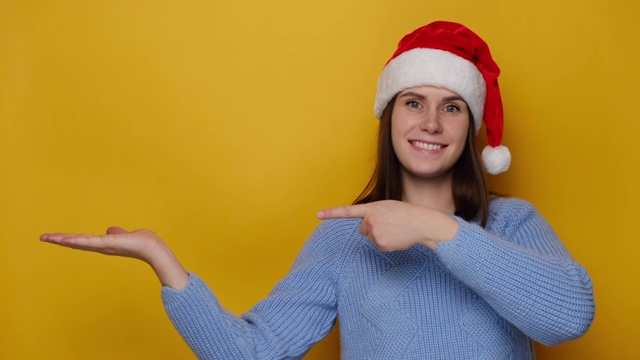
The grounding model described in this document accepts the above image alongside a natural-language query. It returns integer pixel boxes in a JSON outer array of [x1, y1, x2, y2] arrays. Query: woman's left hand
[[317, 200, 459, 252]]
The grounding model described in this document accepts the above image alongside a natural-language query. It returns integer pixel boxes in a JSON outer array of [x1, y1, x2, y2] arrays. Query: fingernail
[[317, 211, 325, 219]]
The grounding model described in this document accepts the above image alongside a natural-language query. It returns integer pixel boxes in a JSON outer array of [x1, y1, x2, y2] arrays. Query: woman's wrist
[[422, 212, 460, 251], [146, 245, 190, 290]]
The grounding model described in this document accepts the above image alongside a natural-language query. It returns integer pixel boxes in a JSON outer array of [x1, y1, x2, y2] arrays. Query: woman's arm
[[41, 220, 356, 359], [436, 199, 595, 346], [160, 219, 356, 359], [318, 199, 595, 346]]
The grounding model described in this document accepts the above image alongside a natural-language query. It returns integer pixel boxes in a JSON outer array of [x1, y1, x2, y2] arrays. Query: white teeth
[[414, 141, 442, 150]]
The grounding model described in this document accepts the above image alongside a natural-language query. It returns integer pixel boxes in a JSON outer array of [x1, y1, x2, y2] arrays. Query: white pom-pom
[[482, 145, 511, 175]]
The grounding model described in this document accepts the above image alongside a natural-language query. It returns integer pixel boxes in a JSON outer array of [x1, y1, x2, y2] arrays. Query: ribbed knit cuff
[[161, 272, 248, 359]]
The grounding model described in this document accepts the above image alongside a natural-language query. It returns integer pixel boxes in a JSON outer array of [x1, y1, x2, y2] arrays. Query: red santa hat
[[374, 21, 511, 175]]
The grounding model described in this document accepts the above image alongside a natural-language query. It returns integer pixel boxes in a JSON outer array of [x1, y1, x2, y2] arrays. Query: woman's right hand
[[40, 226, 190, 290]]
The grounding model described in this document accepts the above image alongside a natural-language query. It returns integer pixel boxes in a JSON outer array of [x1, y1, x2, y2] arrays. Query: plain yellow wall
[[1, 1, 638, 359]]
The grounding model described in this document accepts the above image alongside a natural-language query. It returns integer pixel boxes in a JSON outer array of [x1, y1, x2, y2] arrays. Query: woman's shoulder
[[300, 218, 363, 255], [289, 218, 363, 276], [314, 218, 363, 237], [486, 195, 543, 228], [485, 195, 563, 246], [488, 195, 537, 214]]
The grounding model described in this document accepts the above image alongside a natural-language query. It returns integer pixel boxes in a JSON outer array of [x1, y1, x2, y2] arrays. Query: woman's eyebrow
[[443, 96, 464, 102], [398, 91, 426, 99]]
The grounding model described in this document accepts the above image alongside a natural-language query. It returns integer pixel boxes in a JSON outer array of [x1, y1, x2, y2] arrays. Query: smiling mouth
[[412, 140, 445, 150]]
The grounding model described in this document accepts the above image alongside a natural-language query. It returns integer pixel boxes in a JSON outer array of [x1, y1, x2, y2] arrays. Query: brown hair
[[353, 97, 490, 227]]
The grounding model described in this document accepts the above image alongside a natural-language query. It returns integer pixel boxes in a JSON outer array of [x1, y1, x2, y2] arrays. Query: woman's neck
[[401, 171, 455, 214]]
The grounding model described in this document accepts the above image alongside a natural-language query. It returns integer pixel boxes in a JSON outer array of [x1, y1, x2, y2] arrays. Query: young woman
[[41, 21, 595, 359]]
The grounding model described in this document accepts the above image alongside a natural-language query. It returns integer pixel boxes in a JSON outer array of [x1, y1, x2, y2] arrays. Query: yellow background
[[1, 1, 638, 359]]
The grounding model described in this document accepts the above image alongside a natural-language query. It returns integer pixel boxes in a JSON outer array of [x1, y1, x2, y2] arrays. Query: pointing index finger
[[317, 204, 370, 219]]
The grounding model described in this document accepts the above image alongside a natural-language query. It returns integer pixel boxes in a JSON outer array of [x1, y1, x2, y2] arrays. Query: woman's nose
[[418, 111, 443, 133]]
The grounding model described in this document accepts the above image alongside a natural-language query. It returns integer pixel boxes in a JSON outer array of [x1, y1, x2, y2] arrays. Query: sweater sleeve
[[161, 219, 357, 360], [436, 198, 595, 346]]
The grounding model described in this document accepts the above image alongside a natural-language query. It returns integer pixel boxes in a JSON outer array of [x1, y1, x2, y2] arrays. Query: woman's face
[[391, 85, 470, 182]]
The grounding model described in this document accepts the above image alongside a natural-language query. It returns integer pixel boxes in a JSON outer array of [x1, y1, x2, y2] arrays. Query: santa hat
[[374, 21, 511, 174]]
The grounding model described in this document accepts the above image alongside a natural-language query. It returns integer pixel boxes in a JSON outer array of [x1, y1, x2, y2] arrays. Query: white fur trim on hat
[[374, 48, 486, 131]]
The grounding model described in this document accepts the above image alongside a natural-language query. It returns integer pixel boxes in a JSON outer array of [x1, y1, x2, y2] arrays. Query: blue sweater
[[161, 197, 595, 359]]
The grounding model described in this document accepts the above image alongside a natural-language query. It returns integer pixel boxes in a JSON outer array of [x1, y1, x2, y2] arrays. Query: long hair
[[353, 97, 490, 227]]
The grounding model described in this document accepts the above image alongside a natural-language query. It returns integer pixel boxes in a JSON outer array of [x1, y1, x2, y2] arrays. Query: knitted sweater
[[161, 197, 595, 359]]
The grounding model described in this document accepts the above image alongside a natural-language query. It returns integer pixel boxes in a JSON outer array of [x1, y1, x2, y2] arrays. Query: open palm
[[41, 226, 189, 289], [41, 226, 163, 263]]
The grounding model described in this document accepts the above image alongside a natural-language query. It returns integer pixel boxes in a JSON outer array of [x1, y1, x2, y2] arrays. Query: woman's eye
[[444, 104, 460, 112], [407, 101, 422, 109]]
